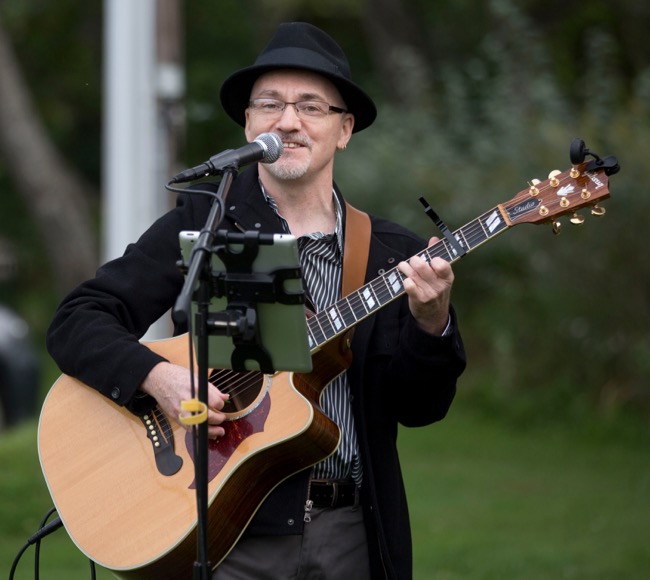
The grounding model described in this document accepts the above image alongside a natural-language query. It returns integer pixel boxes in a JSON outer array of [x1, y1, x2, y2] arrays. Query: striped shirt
[[262, 187, 363, 485]]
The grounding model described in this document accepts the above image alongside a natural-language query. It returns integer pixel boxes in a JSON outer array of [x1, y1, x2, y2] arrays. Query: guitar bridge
[[139, 409, 183, 476]]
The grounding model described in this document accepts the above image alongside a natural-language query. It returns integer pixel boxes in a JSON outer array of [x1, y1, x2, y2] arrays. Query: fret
[[351, 290, 369, 318], [483, 209, 505, 236], [450, 232, 468, 258], [371, 272, 394, 304], [369, 277, 389, 305], [317, 308, 336, 340], [385, 269, 404, 297], [327, 305, 345, 333], [307, 326, 317, 350], [440, 239, 455, 262], [337, 296, 358, 326], [456, 227, 470, 251], [475, 214, 490, 239], [360, 286, 378, 312], [307, 315, 327, 346], [453, 218, 482, 253]]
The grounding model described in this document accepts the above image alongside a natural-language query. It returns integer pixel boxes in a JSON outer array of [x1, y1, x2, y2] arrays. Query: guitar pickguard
[[185, 392, 271, 489]]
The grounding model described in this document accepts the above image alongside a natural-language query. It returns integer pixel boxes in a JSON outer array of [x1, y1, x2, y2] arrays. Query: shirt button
[[287, 518, 295, 526], [255, 223, 262, 229], [110, 387, 121, 399]]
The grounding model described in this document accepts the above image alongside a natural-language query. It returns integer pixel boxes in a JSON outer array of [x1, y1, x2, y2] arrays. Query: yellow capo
[[178, 398, 208, 426]]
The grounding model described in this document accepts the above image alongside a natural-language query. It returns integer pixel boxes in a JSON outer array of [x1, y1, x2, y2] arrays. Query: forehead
[[250, 69, 343, 103]]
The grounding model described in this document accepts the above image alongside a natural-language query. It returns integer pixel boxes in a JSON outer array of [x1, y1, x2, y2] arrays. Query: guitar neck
[[306, 205, 510, 351]]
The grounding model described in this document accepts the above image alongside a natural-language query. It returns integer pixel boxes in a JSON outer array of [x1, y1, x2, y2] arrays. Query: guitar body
[[38, 333, 351, 579]]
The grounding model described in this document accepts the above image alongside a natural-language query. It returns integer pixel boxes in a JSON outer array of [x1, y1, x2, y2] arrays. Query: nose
[[275, 103, 302, 131]]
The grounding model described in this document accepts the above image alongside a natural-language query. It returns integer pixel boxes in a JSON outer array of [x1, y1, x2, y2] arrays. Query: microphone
[[169, 132, 283, 184]]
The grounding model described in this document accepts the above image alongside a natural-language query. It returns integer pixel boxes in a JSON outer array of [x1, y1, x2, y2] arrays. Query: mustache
[[275, 132, 312, 149]]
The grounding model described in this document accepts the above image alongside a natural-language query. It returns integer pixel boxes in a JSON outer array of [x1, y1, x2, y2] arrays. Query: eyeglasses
[[248, 98, 347, 119]]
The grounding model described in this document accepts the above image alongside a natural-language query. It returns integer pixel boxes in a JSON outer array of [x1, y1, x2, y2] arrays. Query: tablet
[[179, 230, 312, 373]]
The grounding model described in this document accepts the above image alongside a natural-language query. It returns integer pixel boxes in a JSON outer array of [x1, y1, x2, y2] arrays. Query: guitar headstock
[[500, 140, 619, 233]]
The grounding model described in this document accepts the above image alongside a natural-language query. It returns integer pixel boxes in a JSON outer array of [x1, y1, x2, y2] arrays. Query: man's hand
[[140, 362, 229, 438], [397, 236, 453, 336]]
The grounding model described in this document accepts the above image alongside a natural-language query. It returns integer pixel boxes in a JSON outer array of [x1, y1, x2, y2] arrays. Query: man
[[47, 22, 466, 579]]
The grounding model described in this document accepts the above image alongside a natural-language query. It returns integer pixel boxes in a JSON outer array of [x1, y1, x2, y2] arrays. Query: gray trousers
[[212, 505, 371, 579]]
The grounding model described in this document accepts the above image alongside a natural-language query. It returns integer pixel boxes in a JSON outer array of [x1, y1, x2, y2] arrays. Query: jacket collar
[[221, 167, 283, 234]]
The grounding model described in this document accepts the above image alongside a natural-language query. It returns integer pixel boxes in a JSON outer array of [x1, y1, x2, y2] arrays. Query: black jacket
[[47, 167, 466, 579]]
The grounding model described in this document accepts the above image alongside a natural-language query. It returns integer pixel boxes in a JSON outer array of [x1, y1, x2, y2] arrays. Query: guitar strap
[[342, 201, 371, 297]]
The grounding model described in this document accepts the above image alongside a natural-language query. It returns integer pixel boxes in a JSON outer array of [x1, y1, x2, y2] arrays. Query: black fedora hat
[[220, 22, 377, 133]]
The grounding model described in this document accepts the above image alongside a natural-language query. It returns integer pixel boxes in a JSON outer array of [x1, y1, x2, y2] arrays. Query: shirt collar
[[259, 180, 344, 254]]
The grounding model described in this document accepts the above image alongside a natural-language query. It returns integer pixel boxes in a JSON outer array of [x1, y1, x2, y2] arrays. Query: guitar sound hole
[[209, 369, 264, 415]]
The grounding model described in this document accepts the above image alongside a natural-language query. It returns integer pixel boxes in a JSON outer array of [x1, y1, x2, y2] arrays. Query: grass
[[400, 406, 650, 579], [1, 402, 649, 579]]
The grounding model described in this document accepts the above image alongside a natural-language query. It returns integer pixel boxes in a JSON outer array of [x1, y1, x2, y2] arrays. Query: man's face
[[244, 69, 354, 182]]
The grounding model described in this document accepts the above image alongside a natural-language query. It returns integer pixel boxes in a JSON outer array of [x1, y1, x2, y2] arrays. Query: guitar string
[[152, 405, 176, 442], [208, 368, 262, 401]]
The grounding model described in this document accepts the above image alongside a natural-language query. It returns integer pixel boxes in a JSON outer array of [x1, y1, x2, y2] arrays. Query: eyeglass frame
[[248, 98, 348, 119]]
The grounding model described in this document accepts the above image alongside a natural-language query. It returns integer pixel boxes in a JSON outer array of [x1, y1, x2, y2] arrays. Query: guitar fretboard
[[306, 206, 509, 351]]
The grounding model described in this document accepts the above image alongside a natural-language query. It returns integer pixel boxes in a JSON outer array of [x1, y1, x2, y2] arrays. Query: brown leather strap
[[342, 202, 371, 297]]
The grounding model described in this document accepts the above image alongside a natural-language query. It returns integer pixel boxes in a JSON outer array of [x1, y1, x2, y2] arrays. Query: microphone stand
[[172, 166, 237, 580]]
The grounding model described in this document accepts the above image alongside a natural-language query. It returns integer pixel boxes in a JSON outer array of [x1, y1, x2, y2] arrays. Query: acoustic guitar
[[38, 142, 618, 579]]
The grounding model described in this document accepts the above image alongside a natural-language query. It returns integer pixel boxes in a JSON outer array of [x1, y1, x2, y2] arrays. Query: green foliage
[[0, 0, 648, 422], [334, 0, 650, 420]]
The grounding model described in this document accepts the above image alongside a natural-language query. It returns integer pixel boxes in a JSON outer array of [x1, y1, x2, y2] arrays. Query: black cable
[[164, 180, 222, 200], [34, 507, 59, 580], [9, 508, 62, 580], [9, 542, 30, 580], [10, 507, 98, 579]]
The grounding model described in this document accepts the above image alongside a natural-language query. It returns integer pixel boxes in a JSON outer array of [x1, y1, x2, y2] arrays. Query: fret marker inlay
[[486, 211, 502, 233], [387, 271, 401, 294], [329, 307, 343, 331], [362, 288, 375, 309]]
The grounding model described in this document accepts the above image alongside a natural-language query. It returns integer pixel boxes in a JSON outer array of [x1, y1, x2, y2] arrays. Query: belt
[[308, 479, 360, 509]]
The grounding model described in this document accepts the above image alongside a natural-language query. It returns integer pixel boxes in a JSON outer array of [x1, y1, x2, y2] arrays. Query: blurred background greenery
[[0, 0, 648, 577]]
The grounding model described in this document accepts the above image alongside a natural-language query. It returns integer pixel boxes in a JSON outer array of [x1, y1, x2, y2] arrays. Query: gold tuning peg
[[548, 170, 561, 187], [591, 205, 606, 217], [528, 178, 541, 196], [552, 220, 562, 235], [570, 213, 585, 225]]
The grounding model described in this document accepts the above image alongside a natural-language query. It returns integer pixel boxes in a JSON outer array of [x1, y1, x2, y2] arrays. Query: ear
[[337, 113, 354, 149], [244, 109, 254, 142]]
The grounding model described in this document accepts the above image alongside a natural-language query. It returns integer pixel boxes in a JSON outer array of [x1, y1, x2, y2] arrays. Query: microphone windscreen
[[256, 133, 283, 163]]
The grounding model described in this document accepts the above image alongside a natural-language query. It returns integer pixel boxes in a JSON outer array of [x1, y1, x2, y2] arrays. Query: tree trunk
[[0, 17, 98, 296]]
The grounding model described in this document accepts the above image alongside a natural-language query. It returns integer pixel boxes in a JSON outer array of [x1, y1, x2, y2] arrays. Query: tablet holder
[[178, 229, 306, 374]]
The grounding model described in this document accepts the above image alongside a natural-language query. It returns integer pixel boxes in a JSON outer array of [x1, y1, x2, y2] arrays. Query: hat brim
[[220, 64, 377, 133]]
